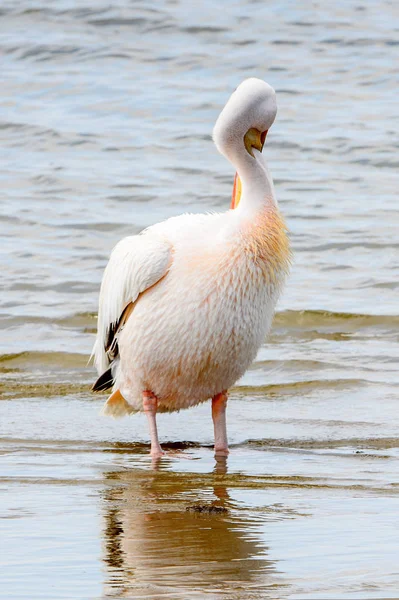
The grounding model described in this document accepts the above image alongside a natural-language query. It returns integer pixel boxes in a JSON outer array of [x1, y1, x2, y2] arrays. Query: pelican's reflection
[[102, 457, 277, 598]]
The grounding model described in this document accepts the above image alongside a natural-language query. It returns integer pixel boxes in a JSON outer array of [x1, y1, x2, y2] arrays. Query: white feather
[[93, 232, 172, 373]]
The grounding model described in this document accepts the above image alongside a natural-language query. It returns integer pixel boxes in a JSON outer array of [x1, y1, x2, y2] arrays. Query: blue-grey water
[[1, 1, 398, 598]]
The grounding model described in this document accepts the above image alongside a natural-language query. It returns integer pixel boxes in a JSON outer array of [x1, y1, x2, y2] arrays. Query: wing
[[92, 233, 172, 377]]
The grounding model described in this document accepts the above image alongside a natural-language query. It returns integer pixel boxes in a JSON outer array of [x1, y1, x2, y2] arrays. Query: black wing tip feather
[[92, 367, 114, 392]]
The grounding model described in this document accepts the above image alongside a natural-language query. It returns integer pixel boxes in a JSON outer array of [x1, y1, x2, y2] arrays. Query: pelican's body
[[92, 78, 291, 455]]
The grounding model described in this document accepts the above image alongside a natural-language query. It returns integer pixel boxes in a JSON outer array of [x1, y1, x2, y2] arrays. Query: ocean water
[[1, 1, 398, 598]]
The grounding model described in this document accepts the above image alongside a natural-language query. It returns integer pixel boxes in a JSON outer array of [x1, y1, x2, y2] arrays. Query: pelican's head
[[213, 78, 277, 208]]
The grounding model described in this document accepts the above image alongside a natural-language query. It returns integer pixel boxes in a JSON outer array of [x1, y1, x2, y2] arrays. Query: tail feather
[[92, 367, 114, 392], [101, 388, 134, 418]]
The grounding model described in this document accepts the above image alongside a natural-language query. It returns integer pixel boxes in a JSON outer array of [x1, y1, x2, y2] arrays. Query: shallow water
[[1, 1, 399, 598]]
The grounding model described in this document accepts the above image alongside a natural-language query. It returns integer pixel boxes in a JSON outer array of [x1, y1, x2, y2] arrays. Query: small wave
[[0, 351, 89, 369], [300, 241, 399, 252], [182, 26, 228, 34], [234, 378, 368, 397], [245, 437, 399, 451], [1, 313, 97, 330], [88, 17, 149, 27], [0, 121, 60, 138], [17, 44, 82, 62], [0, 381, 90, 400], [273, 309, 399, 329], [272, 40, 302, 46]]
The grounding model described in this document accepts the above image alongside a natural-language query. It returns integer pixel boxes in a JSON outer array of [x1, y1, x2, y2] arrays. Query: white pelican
[[92, 78, 291, 457]]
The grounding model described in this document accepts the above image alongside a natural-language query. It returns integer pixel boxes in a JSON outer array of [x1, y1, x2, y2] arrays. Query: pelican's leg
[[212, 391, 229, 456], [142, 391, 164, 457]]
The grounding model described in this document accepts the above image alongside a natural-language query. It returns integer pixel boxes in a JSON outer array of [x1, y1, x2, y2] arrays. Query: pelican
[[92, 78, 291, 457]]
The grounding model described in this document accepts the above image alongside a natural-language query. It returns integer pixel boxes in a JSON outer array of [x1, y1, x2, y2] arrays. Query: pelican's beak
[[244, 128, 268, 157], [231, 129, 268, 209], [230, 172, 242, 209]]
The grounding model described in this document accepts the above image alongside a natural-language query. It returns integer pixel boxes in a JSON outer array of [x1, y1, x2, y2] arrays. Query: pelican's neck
[[235, 150, 276, 216]]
